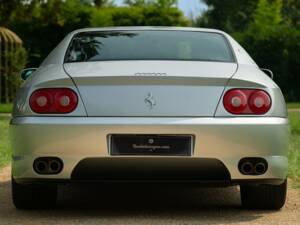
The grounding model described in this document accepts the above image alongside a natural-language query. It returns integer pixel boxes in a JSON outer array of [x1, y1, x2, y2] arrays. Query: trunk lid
[[64, 61, 237, 117]]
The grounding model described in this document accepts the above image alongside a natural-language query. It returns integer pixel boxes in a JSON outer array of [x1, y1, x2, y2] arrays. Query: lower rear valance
[[71, 157, 231, 181]]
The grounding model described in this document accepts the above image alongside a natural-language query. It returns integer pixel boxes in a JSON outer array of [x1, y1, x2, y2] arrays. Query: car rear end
[[10, 27, 289, 209]]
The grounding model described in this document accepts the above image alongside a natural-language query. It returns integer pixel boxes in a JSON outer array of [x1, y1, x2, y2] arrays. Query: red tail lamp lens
[[223, 89, 271, 115], [54, 90, 78, 113], [248, 90, 271, 114], [29, 90, 53, 113], [223, 89, 247, 114], [30, 88, 78, 114]]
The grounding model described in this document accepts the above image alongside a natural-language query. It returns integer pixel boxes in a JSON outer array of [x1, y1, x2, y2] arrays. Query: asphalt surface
[[0, 166, 299, 225]]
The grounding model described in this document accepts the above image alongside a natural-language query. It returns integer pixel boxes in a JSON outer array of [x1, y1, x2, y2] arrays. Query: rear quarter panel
[[215, 65, 287, 117], [12, 64, 86, 117]]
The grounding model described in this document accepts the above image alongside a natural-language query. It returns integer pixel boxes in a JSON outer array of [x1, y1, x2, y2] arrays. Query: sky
[[114, 0, 208, 18], [177, 0, 207, 18]]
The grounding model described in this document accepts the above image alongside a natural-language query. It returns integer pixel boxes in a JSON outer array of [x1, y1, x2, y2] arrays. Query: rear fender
[[215, 65, 287, 117], [12, 64, 87, 117]]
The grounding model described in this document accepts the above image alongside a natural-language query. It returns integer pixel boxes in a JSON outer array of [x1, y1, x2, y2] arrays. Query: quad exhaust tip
[[240, 162, 254, 175], [33, 157, 63, 175], [238, 158, 268, 175], [254, 162, 267, 175]]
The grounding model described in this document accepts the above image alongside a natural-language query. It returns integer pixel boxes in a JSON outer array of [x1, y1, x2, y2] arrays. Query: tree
[[90, 4, 188, 27], [155, 0, 177, 8], [93, 0, 114, 7], [0, 0, 22, 26], [7, 0, 189, 67], [124, 0, 177, 8], [124, 0, 151, 6], [196, 0, 258, 32], [282, 0, 300, 29], [10, 0, 92, 66], [235, 0, 300, 101], [248, 0, 282, 37]]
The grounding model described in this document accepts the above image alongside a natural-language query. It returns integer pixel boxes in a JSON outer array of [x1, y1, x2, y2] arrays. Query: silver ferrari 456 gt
[[10, 27, 288, 210]]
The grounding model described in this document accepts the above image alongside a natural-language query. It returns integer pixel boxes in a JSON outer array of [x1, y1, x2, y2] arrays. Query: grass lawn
[[0, 115, 11, 168], [0, 112, 299, 187], [288, 112, 300, 187], [0, 104, 12, 113], [287, 102, 300, 109]]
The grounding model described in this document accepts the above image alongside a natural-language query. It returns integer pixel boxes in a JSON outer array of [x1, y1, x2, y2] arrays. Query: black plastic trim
[[70, 157, 231, 181]]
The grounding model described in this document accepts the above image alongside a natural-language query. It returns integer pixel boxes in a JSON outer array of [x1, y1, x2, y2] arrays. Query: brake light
[[30, 88, 78, 114], [223, 89, 271, 115], [248, 90, 272, 114]]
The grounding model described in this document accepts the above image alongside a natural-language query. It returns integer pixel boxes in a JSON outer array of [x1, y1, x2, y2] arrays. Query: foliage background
[[0, 0, 299, 101]]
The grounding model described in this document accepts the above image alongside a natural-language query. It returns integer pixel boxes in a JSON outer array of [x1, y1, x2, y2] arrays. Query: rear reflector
[[30, 88, 78, 114], [223, 89, 271, 115]]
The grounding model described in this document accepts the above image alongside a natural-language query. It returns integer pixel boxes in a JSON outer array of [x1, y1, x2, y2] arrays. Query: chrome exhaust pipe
[[49, 159, 62, 173], [240, 162, 253, 175], [239, 158, 268, 175], [33, 157, 63, 174], [254, 162, 266, 175], [34, 160, 48, 174]]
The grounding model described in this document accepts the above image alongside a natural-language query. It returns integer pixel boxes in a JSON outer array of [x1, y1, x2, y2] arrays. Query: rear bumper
[[10, 116, 289, 184]]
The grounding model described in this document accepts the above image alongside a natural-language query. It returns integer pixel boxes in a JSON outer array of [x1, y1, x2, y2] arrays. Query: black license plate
[[110, 135, 193, 156]]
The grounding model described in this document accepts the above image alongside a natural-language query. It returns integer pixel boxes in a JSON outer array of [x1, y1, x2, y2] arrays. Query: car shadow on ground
[[0, 179, 277, 224], [58, 182, 241, 209]]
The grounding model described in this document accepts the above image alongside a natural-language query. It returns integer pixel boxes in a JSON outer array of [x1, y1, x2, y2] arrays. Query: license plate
[[110, 135, 193, 156]]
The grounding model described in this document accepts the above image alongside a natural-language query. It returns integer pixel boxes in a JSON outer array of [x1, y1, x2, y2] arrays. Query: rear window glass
[[65, 30, 235, 63]]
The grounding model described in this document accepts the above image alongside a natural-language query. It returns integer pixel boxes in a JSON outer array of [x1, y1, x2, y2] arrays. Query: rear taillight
[[30, 88, 78, 114], [223, 89, 271, 115]]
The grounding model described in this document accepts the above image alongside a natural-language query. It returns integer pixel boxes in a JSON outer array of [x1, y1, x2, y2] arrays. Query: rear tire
[[240, 179, 287, 210], [12, 178, 57, 209]]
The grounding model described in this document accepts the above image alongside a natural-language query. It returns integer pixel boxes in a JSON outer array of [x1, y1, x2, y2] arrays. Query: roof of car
[[70, 26, 226, 35]]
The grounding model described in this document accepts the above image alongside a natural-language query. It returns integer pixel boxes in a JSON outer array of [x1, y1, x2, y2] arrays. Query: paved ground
[[0, 166, 299, 225]]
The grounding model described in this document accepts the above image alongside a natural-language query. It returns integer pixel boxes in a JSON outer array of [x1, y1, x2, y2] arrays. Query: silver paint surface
[[11, 27, 289, 182]]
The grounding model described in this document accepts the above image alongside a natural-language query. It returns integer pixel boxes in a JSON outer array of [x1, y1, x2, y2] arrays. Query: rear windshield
[[65, 30, 235, 63]]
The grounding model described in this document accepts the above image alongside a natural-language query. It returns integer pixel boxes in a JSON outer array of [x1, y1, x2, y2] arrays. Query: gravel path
[[0, 166, 299, 225], [288, 109, 300, 112], [0, 113, 10, 117]]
